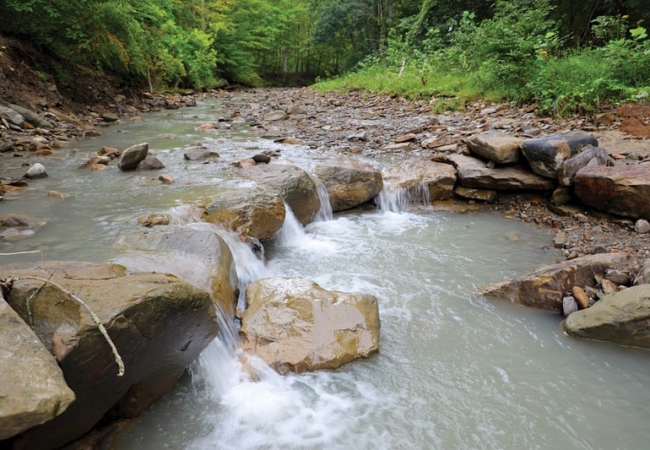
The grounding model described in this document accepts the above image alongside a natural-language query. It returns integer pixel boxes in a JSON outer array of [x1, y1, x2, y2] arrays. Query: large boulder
[[0, 261, 217, 450], [0, 105, 24, 127], [563, 285, 650, 350], [203, 187, 285, 241], [114, 224, 238, 318], [557, 145, 609, 187], [443, 154, 554, 191], [118, 143, 149, 171], [466, 132, 522, 165], [382, 159, 457, 201], [9, 104, 53, 129], [481, 253, 632, 312], [521, 134, 598, 179], [0, 298, 75, 440], [313, 158, 383, 212], [238, 164, 320, 225], [240, 277, 380, 374], [574, 165, 650, 220]]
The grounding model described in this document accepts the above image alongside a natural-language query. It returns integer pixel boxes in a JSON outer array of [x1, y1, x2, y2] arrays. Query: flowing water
[[1, 97, 649, 449]]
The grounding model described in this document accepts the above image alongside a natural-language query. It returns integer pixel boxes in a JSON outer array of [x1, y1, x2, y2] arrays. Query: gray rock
[[562, 296, 579, 316], [24, 163, 48, 179], [466, 132, 522, 165], [636, 260, 650, 285], [100, 112, 119, 123], [263, 110, 288, 122], [0, 105, 24, 126], [118, 143, 149, 171], [184, 149, 220, 161], [9, 104, 54, 129], [382, 159, 456, 203], [635, 219, 650, 234], [136, 156, 165, 170], [347, 131, 368, 142], [557, 145, 609, 186], [521, 134, 598, 179]]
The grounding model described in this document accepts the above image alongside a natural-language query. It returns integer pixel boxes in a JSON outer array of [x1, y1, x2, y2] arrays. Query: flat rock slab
[[0, 298, 75, 440], [383, 159, 457, 201], [466, 132, 522, 165], [521, 134, 598, 178], [481, 253, 632, 312], [314, 157, 383, 212], [574, 164, 650, 220], [443, 154, 554, 191], [241, 277, 380, 374], [563, 285, 650, 350]]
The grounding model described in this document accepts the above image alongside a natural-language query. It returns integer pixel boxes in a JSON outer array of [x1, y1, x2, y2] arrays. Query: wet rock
[[239, 164, 320, 225], [252, 154, 271, 164], [563, 296, 579, 316], [521, 134, 598, 178], [98, 146, 120, 159], [383, 159, 456, 201], [481, 253, 632, 312], [313, 157, 383, 212], [574, 165, 650, 220], [572, 286, 590, 309], [0, 261, 217, 450], [233, 158, 256, 168], [158, 174, 175, 185], [24, 163, 48, 179], [635, 219, 650, 234], [263, 110, 288, 122], [203, 187, 285, 241], [443, 154, 554, 191], [136, 156, 165, 171], [137, 213, 171, 228], [9, 104, 54, 129], [82, 155, 111, 168], [118, 143, 149, 171], [0, 105, 24, 127], [47, 191, 67, 199], [453, 186, 497, 203], [240, 277, 380, 374], [0, 298, 75, 440], [605, 269, 631, 286], [557, 145, 608, 187], [563, 285, 650, 350], [0, 214, 47, 241], [100, 112, 119, 123], [183, 149, 220, 161], [466, 132, 522, 165]]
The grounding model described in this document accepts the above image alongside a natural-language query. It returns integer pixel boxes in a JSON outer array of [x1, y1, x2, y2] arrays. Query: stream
[[2, 96, 650, 449]]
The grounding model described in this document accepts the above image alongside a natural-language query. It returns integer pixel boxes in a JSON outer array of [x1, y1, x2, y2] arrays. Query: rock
[[0, 298, 75, 440], [521, 134, 598, 178], [551, 187, 571, 206], [557, 145, 608, 187], [572, 286, 590, 309], [158, 174, 175, 185], [605, 269, 631, 286], [115, 225, 238, 318], [382, 159, 457, 201], [635, 219, 650, 234], [233, 158, 256, 168], [0, 105, 24, 127], [183, 149, 220, 161], [453, 186, 497, 203], [118, 143, 149, 171], [443, 154, 554, 191], [347, 131, 367, 142], [203, 187, 285, 241], [240, 277, 380, 374], [574, 165, 650, 220], [9, 104, 54, 129], [136, 156, 165, 170], [313, 158, 384, 212], [563, 296, 579, 316], [395, 133, 417, 143], [98, 146, 120, 159], [563, 285, 650, 350], [239, 164, 320, 225], [554, 231, 568, 249], [636, 260, 650, 285], [0, 261, 217, 450], [100, 112, 119, 123], [252, 154, 271, 164], [0, 214, 46, 241], [481, 253, 632, 312], [601, 278, 618, 295], [137, 213, 171, 228], [82, 155, 111, 168], [24, 163, 48, 179], [466, 132, 522, 165], [263, 110, 288, 122]]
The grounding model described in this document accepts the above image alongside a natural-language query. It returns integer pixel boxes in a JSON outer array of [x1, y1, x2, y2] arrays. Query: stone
[[233, 158, 256, 168], [263, 110, 288, 122], [100, 112, 119, 123], [118, 143, 149, 171], [239, 164, 320, 225], [24, 163, 48, 179], [395, 133, 417, 143], [347, 131, 367, 142], [382, 159, 457, 201], [443, 154, 554, 191], [0, 261, 217, 450], [574, 165, 650, 220], [466, 132, 522, 165], [98, 146, 120, 159], [554, 231, 568, 249], [158, 174, 175, 185], [82, 155, 111, 168], [252, 154, 272, 164], [636, 260, 650, 285], [0, 298, 75, 440], [313, 157, 384, 212], [137, 213, 171, 228], [635, 219, 650, 234], [240, 277, 380, 374], [601, 279, 618, 295], [551, 187, 571, 206], [563, 296, 579, 316], [9, 104, 54, 129], [572, 286, 590, 309], [0, 214, 47, 241], [481, 253, 632, 312], [557, 145, 608, 187], [605, 269, 631, 286], [136, 156, 165, 170], [203, 187, 285, 241], [0, 105, 24, 126], [115, 225, 238, 318], [563, 285, 650, 350], [521, 134, 598, 178], [184, 149, 220, 161], [453, 186, 497, 203]]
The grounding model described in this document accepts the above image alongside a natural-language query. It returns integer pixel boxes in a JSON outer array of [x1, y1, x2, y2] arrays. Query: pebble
[[634, 219, 650, 234], [572, 286, 590, 309], [563, 296, 579, 316], [24, 162, 47, 179]]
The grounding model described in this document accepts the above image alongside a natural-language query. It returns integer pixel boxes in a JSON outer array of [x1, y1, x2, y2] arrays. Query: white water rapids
[[1, 96, 648, 449]]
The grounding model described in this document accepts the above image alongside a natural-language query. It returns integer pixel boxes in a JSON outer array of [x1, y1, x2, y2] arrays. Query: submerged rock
[[313, 157, 383, 212], [241, 277, 380, 374]]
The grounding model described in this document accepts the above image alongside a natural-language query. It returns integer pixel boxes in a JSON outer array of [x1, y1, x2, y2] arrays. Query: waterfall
[[313, 179, 334, 222], [277, 202, 308, 246], [376, 183, 430, 213]]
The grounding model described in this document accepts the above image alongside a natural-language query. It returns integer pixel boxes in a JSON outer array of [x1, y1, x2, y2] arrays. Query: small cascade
[[277, 202, 309, 246], [313, 179, 334, 222], [377, 183, 430, 213]]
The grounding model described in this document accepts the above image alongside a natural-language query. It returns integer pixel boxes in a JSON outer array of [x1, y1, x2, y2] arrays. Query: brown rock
[[313, 158, 383, 212], [572, 286, 590, 309], [466, 132, 522, 165], [395, 133, 417, 143], [454, 186, 497, 203], [158, 174, 175, 185], [383, 159, 457, 202]]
